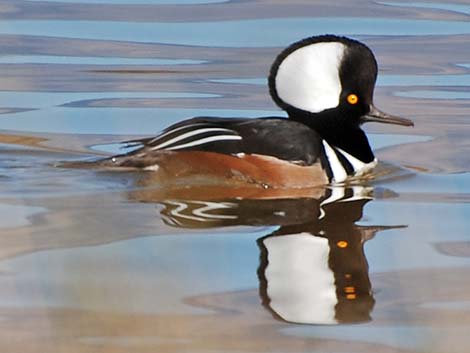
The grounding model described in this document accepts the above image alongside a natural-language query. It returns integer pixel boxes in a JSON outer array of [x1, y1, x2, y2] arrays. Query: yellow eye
[[347, 94, 359, 105]]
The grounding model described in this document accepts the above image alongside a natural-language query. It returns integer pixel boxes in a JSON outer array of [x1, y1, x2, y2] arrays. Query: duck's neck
[[288, 109, 375, 163]]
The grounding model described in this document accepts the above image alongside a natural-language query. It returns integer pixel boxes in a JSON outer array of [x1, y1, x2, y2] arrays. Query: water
[[4, 18, 470, 46], [1, 0, 470, 352]]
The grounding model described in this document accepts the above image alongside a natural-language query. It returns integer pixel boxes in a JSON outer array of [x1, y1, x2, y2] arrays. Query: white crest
[[275, 42, 345, 113]]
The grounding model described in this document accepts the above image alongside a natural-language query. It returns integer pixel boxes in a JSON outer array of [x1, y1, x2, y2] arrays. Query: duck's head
[[269, 35, 413, 128]]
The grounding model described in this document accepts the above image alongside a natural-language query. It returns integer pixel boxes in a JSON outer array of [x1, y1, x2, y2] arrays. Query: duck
[[99, 34, 413, 188]]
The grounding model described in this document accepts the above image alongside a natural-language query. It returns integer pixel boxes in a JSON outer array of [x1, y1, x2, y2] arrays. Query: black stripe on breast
[[319, 140, 334, 182], [333, 148, 355, 176]]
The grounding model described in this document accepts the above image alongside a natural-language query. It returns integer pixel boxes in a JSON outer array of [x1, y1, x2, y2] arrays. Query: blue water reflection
[[0, 204, 46, 228], [379, 75, 470, 87], [25, 0, 227, 4], [381, 2, 470, 15], [395, 90, 470, 99], [0, 107, 278, 134], [3, 18, 470, 47], [0, 92, 219, 109], [0, 231, 262, 313], [363, 200, 470, 270], [0, 55, 205, 65]]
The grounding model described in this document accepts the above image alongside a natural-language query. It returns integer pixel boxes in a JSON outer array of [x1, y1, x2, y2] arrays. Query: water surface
[[1, 1, 470, 352]]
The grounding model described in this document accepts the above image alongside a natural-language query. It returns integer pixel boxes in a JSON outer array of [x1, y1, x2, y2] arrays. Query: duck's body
[[103, 117, 328, 187], [101, 35, 413, 187], [105, 116, 376, 187]]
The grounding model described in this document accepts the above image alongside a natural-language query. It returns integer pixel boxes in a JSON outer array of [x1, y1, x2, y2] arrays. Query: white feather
[[150, 127, 238, 150], [322, 140, 348, 183], [190, 201, 238, 220], [148, 123, 205, 144], [263, 233, 338, 325], [275, 42, 345, 113], [165, 201, 209, 222], [165, 135, 242, 150], [336, 147, 378, 176]]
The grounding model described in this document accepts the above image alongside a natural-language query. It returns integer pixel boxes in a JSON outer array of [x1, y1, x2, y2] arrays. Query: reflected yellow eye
[[337, 241, 348, 248], [347, 94, 359, 105]]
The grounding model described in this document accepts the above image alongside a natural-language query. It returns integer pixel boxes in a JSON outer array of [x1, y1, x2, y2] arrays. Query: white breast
[[322, 140, 377, 183]]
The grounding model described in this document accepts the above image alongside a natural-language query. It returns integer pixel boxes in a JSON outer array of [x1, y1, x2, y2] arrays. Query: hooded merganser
[[102, 35, 413, 188]]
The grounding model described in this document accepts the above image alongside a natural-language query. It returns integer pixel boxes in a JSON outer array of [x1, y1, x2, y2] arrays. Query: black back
[[126, 117, 324, 166]]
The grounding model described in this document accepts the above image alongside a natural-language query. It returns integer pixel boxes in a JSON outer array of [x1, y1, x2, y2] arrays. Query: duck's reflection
[[258, 188, 384, 325], [133, 184, 402, 325]]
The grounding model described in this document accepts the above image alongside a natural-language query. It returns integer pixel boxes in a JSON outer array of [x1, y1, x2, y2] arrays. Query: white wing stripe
[[165, 135, 242, 151], [150, 127, 238, 150], [148, 123, 205, 144]]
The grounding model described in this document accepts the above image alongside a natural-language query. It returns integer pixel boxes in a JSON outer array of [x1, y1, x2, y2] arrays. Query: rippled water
[[1, 1, 470, 352]]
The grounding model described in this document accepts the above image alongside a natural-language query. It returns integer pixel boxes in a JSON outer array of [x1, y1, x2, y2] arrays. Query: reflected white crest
[[264, 233, 338, 324]]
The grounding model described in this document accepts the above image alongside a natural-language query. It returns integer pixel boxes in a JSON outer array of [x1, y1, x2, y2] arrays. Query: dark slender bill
[[362, 104, 414, 127]]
